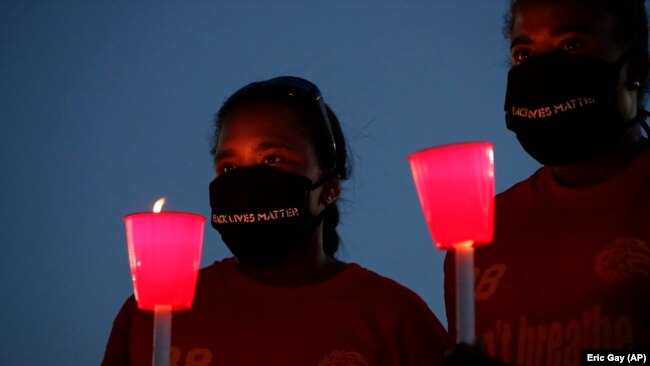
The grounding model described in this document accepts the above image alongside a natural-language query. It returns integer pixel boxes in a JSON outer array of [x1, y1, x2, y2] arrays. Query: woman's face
[[214, 101, 326, 211], [510, 1, 638, 120]]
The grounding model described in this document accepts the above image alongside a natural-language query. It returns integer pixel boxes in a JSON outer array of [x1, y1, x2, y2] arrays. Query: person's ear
[[319, 177, 341, 206], [625, 49, 650, 91]]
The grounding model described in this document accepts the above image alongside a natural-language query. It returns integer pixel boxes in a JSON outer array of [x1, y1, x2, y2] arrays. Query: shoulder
[[197, 258, 229, 279], [347, 264, 422, 299], [497, 166, 547, 204], [346, 264, 441, 319], [114, 294, 139, 318], [349, 264, 450, 342], [192, 258, 234, 301]]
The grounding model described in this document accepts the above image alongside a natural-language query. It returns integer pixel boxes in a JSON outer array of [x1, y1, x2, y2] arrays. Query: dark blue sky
[[0, 2, 540, 364]]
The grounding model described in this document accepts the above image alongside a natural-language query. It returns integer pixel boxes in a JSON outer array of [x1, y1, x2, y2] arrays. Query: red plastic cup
[[124, 212, 205, 310], [408, 141, 495, 249]]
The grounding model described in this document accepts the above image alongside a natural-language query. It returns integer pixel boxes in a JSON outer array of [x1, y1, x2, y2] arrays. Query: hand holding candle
[[408, 142, 495, 344], [124, 198, 205, 366]]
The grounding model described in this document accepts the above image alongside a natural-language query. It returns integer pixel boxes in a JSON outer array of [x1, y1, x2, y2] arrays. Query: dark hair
[[504, 0, 649, 102], [209, 76, 351, 256]]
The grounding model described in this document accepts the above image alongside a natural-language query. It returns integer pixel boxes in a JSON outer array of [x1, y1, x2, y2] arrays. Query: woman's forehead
[[513, 2, 612, 35], [511, 1, 618, 48], [219, 102, 311, 142]]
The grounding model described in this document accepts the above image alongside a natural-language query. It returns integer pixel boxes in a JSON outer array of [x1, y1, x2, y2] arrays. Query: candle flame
[[153, 198, 166, 213]]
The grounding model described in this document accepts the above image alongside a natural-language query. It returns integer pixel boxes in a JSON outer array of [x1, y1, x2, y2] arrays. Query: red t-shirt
[[445, 147, 650, 366], [103, 258, 449, 366]]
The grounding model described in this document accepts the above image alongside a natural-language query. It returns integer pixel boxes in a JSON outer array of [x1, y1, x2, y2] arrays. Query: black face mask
[[504, 52, 640, 166], [209, 166, 328, 267]]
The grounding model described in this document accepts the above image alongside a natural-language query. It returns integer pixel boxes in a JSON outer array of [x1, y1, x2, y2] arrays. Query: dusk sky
[[0, 2, 542, 364]]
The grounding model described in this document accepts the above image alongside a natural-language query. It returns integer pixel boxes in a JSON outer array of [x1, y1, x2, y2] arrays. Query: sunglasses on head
[[230, 76, 338, 169]]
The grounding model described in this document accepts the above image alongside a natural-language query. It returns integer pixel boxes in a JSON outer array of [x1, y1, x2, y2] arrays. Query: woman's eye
[[263, 155, 281, 164], [511, 48, 532, 65], [562, 39, 582, 53], [219, 164, 236, 174]]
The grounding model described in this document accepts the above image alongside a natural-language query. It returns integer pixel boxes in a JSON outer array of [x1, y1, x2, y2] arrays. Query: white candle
[[152, 305, 172, 366], [454, 241, 475, 344]]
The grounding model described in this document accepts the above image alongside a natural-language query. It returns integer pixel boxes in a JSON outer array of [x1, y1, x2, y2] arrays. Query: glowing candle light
[[124, 198, 205, 366], [408, 142, 495, 344], [152, 197, 166, 213]]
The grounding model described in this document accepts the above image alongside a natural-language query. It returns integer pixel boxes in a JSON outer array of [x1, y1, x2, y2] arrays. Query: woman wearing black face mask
[[444, 1, 650, 366], [102, 76, 449, 366]]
